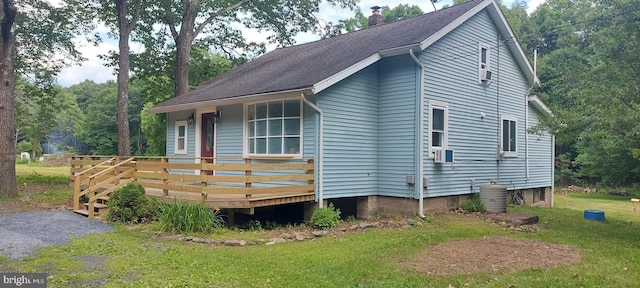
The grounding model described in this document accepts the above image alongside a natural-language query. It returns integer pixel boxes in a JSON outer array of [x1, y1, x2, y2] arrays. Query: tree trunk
[[116, 0, 131, 156], [173, 3, 197, 97], [31, 133, 40, 160], [174, 36, 192, 97], [0, 0, 18, 197]]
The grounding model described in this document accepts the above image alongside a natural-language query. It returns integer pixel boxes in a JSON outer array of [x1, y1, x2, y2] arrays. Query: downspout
[[496, 36, 501, 183], [551, 135, 555, 207], [525, 50, 538, 180], [525, 93, 529, 180], [409, 49, 425, 218], [301, 93, 324, 208]]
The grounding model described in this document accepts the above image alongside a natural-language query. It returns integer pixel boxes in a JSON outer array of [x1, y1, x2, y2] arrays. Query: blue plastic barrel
[[584, 209, 605, 221]]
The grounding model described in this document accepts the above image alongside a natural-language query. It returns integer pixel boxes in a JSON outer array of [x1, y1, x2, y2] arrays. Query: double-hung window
[[247, 100, 302, 156], [428, 100, 448, 158], [174, 120, 187, 154], [501, 116, 517, 157]]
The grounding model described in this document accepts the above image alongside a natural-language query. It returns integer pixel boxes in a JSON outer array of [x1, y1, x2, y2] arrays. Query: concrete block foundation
[[304, 186, 552, 220]]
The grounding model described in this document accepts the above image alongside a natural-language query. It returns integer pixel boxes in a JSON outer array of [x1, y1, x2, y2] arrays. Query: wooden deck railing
[[71, 156, 315, 217]]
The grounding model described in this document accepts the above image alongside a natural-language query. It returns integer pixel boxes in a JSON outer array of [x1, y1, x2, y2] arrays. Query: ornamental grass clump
[[159, 201, 225, 234], [310, 203, 341, 230]]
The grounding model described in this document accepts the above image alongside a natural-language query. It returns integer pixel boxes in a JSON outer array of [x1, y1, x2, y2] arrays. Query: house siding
[[215, 103, 244, 157], [377, 55, 417, 198], [159, 6, 552, 205], [419, 10, 550, 198], [316, 65, 379, 199], [166, 111, 197, 158], [166, 110, 197, 173], [526, 104, 553, 188]]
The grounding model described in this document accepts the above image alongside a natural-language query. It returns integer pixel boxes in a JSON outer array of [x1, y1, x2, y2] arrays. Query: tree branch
[[127, 0, 143, 31], [191, 0, 251, 42], [163, 4, 179, 41]]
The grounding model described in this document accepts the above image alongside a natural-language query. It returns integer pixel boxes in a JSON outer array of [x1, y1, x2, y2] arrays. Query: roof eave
[[419, 0, 492, 50], [528, 94, 553, 118], [486, 0, 539, 85], [311, 53, 382, 94], [311, 44, 422, 95], [147, 88, 314, 114]]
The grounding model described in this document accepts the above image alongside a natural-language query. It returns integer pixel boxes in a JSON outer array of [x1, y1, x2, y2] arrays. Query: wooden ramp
[[71, 156, 316, 218], [145, 187, 315, 209]]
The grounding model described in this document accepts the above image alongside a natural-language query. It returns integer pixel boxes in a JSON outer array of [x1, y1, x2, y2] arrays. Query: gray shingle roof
[[151, 0, 485, 111]]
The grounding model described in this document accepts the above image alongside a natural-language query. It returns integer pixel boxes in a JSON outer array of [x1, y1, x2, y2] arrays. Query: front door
[[201, 113, 215, 175]]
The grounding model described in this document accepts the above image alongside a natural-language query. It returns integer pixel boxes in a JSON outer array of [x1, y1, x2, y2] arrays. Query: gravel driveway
[[0, 211, 114, 260]]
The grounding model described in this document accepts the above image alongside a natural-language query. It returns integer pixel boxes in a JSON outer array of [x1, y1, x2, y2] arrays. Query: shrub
[[16, 140, 41, 156], [461, 193, 485, 212], [310, 203, 341, 230], [107, 183, 158, 224], [159, 201, 225, 234], [240, 219, 262, 231], [264, 221, 279, 230]]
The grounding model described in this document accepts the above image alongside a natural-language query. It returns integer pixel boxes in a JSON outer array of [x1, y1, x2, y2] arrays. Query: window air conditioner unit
[[480, 69, 492, 81], [433, 149, 445, 163]]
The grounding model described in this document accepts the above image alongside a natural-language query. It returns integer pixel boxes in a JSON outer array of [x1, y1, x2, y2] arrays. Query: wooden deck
[[71, 156, 316, 217], [145, 187, 316, 209]]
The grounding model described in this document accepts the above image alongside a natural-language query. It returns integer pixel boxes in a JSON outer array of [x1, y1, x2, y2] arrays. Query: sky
[[55, 0, 546, 87]]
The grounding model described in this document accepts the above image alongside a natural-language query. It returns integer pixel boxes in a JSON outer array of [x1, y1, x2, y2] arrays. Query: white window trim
[[243, 98, 304, 158], [174, 120, 188, 155], [501, 115, 518, 158], [478, 43, 491, 83], [428, 100, 448, 158]]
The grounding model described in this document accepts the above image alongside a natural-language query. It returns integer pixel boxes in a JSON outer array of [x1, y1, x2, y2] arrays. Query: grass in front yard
[[15, 163, 70, 178], [30, 188, 74, 206], [1, 193, 639, 287], [2, 199, 639, 287], [1, 164, 73, 212]]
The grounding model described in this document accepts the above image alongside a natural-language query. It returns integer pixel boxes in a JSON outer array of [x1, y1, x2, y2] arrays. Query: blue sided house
[[149, 0, 554, 218]]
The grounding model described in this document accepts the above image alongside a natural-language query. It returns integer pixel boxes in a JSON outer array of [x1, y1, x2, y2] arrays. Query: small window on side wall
[[501, 116, 517, 157], [428, 100, 448, 158], [479, 43, 490, 83], [175, 120, 188, 154]]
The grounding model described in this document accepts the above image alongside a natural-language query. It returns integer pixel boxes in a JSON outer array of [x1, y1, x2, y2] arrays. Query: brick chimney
[[368, 6, 384, 27]]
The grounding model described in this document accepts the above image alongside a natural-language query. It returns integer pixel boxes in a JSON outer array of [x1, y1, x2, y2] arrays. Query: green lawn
[[15, 163, 71, 178], [1, 192, 639, 287]]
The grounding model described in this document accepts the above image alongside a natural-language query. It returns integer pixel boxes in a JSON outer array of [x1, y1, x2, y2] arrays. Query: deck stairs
[[72, 157, 136, 218]]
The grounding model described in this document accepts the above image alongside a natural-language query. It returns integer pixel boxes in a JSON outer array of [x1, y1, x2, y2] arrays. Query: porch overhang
[[147, 87, 314, 114]]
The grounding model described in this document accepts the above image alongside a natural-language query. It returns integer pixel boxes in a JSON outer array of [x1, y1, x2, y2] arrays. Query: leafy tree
[[15, 77, 83, 159], [79, 81, 118, 155], [72, 0, 145, 156], [142, 0, 356, 97], [67, 80, 105, 113], [530, 0, 640, 185], [1, 0, 88, 197], [330, 4, 424, 33], [138, 48, 234, 155], [383, 4, 423, 22]]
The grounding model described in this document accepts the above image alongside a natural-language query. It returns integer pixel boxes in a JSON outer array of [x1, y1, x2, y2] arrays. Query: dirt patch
[[399, 236, 580, 276], [0, 183, 71, 214]]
